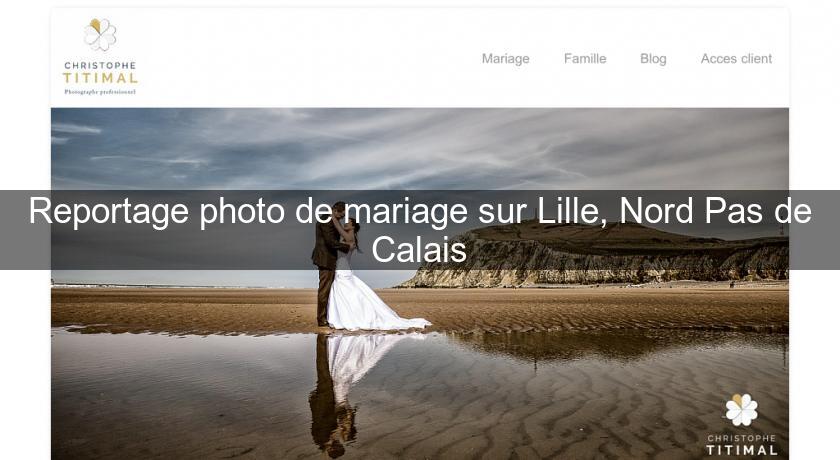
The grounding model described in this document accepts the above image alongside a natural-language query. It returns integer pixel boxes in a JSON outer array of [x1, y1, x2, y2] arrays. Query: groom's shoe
[[318, 322, 329, 327]]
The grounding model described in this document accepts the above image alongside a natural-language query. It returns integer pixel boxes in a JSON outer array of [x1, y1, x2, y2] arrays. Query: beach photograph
[[50, 108, 789, 459]]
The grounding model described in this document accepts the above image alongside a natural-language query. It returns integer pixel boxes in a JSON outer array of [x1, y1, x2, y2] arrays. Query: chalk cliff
[[400, 221, 788, 288]]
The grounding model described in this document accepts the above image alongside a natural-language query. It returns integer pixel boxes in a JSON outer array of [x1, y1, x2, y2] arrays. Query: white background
[[2, 1, 839, 458]]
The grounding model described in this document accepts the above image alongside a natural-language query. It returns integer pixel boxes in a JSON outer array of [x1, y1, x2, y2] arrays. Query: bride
[[326, 215, 431, 331]]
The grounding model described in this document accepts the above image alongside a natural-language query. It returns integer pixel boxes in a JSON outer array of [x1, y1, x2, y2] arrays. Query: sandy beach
[[52, 285, 788, 335], [53, 285, 789, 458]]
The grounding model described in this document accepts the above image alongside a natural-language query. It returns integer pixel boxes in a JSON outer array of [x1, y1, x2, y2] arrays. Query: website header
[[51, 8, 789, 108]]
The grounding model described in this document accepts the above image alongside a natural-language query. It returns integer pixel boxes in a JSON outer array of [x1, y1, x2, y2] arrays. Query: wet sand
[[52, 329, 788, 459], [52, 286, 788, 335]]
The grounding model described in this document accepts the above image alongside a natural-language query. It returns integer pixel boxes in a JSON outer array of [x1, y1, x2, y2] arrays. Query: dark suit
[[312, 222, 350, 326]]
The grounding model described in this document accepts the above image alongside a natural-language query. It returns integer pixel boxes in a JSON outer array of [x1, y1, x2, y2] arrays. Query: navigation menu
[[564, 52, 607, 64], [700, 53, 774, 64]]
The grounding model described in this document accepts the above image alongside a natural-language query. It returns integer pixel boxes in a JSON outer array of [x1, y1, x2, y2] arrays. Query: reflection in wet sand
[[52, 329, 787, 459], [310, 333, 422, 457], [452, 329, 789, 363]]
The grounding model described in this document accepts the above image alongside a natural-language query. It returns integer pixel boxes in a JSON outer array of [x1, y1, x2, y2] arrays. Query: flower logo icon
[[725, 393, 759, 426], [84, 18, 116, 51]]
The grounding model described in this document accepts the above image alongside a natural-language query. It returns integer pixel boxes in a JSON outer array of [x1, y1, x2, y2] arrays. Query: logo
[[704, 393, 778, 455], [84, 18, 116, 52], [725, 393, 758, 427]]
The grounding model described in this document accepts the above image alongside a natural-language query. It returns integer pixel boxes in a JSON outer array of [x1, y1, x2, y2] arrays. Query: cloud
[[49, 108, 789, 287], [51, 108, 788, 190], [89, 155, 208, 166], [51, 122, 102, 134]]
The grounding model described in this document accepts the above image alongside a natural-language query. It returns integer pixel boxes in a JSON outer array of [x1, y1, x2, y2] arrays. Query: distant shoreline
[[51, 280, 789, 290], [51, 283, 284, 290]]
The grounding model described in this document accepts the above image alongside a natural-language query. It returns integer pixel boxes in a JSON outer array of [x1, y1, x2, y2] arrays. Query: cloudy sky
[[51, 108, 788, 286], [52, 108, 787, 190]]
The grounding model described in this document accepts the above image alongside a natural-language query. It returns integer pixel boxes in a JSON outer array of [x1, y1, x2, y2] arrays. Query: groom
[[311, 201, 352, 327]]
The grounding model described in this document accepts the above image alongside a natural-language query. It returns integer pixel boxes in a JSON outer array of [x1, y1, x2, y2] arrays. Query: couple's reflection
[[309, 333, 418, 458]]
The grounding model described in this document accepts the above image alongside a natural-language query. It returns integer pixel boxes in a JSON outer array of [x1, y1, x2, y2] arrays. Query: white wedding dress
[[327, 334, 423, 403], [327, 250, 431, 330]]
